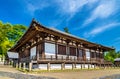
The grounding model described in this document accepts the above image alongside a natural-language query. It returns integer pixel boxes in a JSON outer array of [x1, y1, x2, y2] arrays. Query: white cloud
[[82, 0, 117, 26], [84, 23, 120, 38], [26, 3, 38, 15], [57, 0, 98, 21], [24, 1, 49, 16], [58, 0, 87, 14]]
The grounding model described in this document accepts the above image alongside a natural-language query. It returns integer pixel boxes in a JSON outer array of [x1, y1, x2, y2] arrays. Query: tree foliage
[[117, 51, 120, 58], [104, 50, 117, 62], [0, 21, 27, 56], [104, 50, 120, 63], [63, 27, 70, 34]]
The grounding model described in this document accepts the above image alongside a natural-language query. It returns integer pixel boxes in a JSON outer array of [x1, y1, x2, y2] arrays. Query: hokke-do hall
[[9, 19, 114, 70]]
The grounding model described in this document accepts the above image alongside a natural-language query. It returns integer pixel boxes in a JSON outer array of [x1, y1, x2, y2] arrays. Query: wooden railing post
[[51, 55, 52, 60], [23, 63, 26, 70], [16, 63, 18, 68], [19, 62, 21, 69], [72, 63, 75, 70], [62, 56, 63, 60], [81, 64, 83, 69], [74, 57, 75, 61], [47, 62, 50, 71], [61, 63, 65, 70], [29, 62, 32, 71], [94, 64, 96, 69], [88, 64, 90, 69]]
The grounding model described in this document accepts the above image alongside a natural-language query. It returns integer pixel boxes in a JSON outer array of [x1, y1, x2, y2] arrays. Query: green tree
[[0, 21, 27, 56], [104, 50, 117, 62], [117, 51, 120, 58], [63, 27, 70, 34]]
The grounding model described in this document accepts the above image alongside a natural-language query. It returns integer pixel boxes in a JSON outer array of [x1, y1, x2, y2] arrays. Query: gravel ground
[[0, 65, 57, 79], [1, 65, 120, 79]]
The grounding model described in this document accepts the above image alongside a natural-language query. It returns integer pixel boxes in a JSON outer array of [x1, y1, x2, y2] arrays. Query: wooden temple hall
[[9, 19, 114, 70]]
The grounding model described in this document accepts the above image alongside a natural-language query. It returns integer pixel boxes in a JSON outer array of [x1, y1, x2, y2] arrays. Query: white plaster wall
[[51, 64, 61, 70], [45, 43, 55, 54], [69, 56, 77, 60], [65, 64, 72, 69], [86, 51, 90, 60], [30, 46, 36, 59], [38, 64, 47, 70], [76, 64, 82, 68], [33, 63, 95, 70], [57, 55, 67, 60]]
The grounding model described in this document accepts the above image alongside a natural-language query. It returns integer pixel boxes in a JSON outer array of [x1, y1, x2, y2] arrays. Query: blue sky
[[0, 0, 120, 51]]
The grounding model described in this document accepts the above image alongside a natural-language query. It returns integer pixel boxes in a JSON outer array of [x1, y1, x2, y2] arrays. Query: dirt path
[[0, 65, 120, 79], [0, 65, 20, 73], [0, 76, 14, 79], [31, 69, 120, 79], [0, 65, 20, 79]]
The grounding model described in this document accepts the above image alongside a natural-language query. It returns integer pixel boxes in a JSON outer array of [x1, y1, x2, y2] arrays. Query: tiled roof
[[50, 28, 86, 41], [114, 58, 120, 61]]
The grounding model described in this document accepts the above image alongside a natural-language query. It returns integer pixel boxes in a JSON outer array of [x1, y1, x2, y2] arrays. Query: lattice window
[[58, 45, 66, 55], [70, 47, 76, 56]]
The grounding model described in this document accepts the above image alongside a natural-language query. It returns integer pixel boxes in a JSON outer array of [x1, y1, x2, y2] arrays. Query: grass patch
[[23, 68, 101, 74]]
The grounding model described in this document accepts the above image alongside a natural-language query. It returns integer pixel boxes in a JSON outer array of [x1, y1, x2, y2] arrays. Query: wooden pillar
[[88, 64, 90, 69], [94, 64, 96, 69], [47, 62, 50, 71], [23, 63, 26, 70], [113, 64, 115, 69], [16, 63, 18, 68], [42, 40, 45, 59], [19, 62, 21, 69], [95, 50, 97, 61], [66, 42, 70, 59], [11, 61, 13, 67], [81, 63, 83, 69], [29, 62, 32, 71], [61, 63, 65, 70], [90, 63, 93, 68], [83, 62, 85, 69], [99, 63, 101, 69], [36, 45, 39, 60], [104, 63, 106, 69], [76, 43, 79, 61], [75, 63, 76, 68], [119, 64, 120, 68], [72, 63, 75, 70], [55, 39, 58, 60], [89, 49, 92, 62], [83, 49, 86, 61]]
